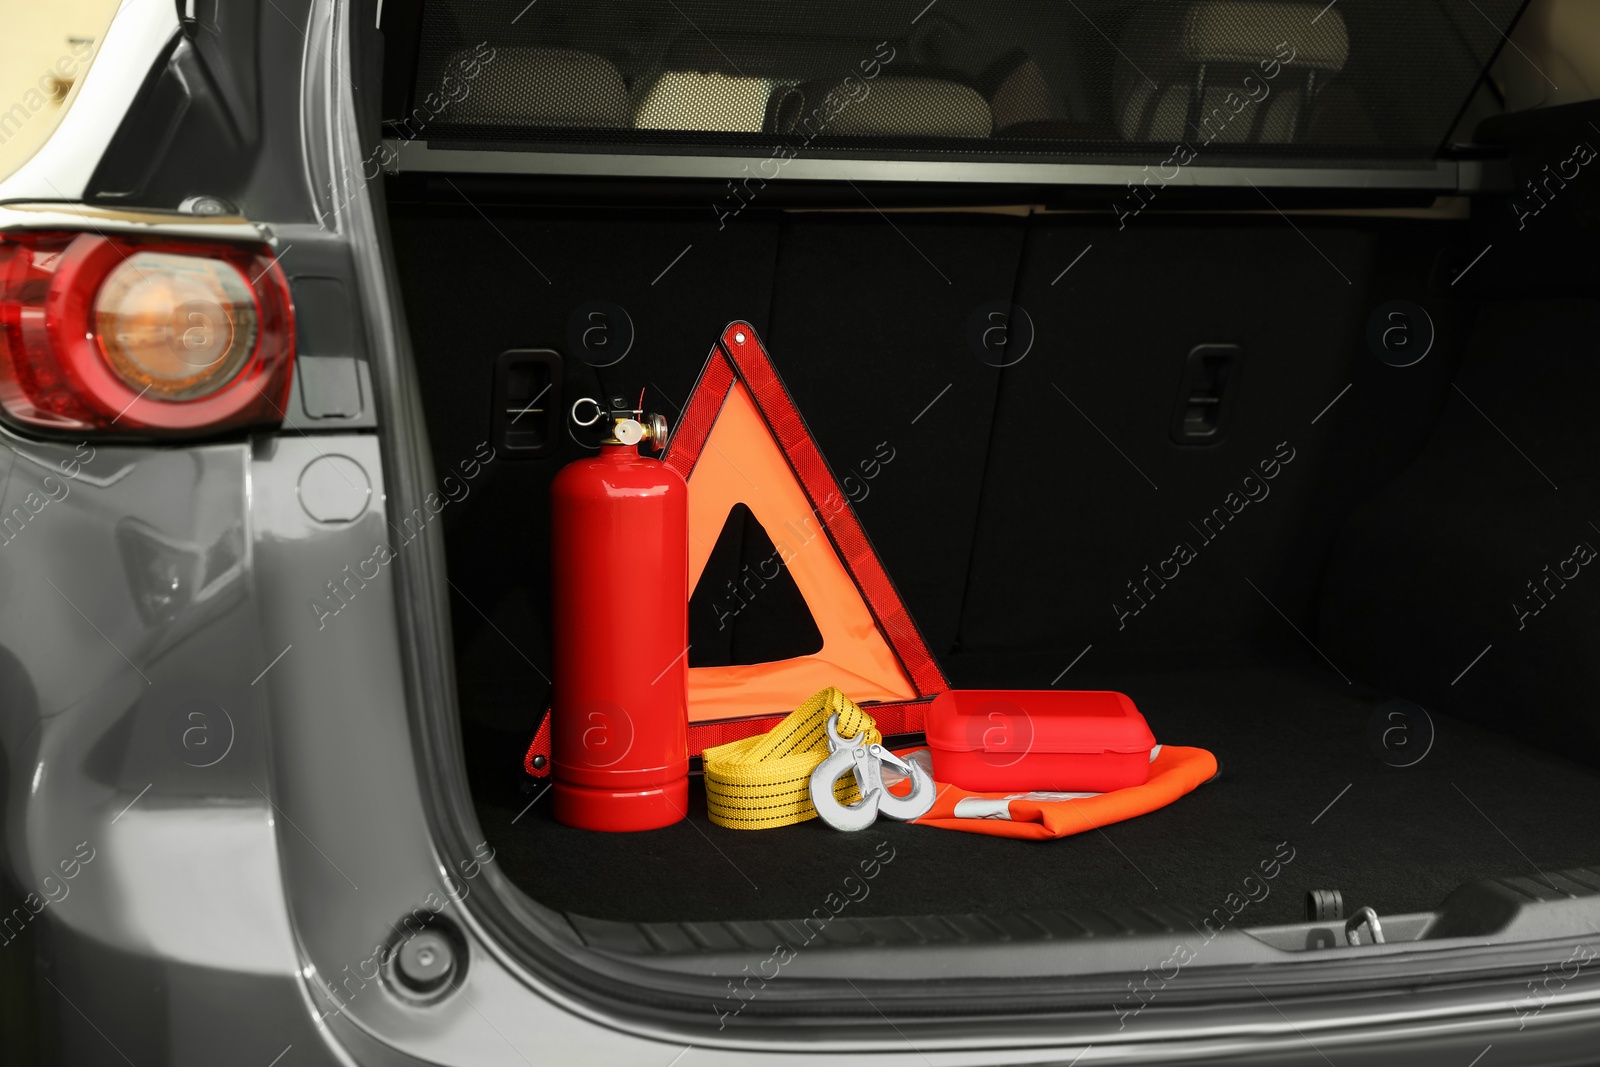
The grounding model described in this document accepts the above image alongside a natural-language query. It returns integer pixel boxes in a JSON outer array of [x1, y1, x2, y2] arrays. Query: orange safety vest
[[901, 745, 1219, 839]]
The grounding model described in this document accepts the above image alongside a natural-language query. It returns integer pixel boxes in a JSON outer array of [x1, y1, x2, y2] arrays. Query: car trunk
[[384, 193, 1600, 943]]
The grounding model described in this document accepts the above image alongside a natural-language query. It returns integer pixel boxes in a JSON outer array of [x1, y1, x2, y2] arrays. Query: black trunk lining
[[466, 654, 1600, 927]]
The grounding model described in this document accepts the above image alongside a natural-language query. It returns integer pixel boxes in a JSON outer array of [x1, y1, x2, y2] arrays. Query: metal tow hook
[[809, 713, 937, 831]]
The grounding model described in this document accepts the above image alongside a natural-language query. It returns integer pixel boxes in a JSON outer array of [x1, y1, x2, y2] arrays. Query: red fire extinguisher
[[549, 396, 689, 831]]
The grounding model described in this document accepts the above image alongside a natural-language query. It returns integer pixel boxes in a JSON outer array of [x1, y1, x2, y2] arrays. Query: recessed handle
[[1170, 344, 1242, 444]]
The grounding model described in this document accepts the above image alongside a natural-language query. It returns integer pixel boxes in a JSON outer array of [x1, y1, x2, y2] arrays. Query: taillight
[[0, 231, 294, 435]]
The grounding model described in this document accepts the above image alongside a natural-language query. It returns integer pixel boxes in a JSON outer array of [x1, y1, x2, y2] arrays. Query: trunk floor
[[466, 658, 1600, 926]]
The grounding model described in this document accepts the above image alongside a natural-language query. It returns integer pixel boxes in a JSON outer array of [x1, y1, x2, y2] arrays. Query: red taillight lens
[[0, 232, 294, 435]]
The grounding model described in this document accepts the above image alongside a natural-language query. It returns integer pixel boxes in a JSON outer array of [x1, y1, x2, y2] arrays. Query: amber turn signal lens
[[95, 252, 259, 401]]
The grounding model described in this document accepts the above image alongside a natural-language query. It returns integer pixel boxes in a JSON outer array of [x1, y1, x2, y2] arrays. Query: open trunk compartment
[[385, 191, 1600, 958]]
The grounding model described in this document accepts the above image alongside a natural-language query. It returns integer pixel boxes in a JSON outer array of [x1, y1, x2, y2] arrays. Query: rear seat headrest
[[1113, 1, 1349, 144], [767, 75, 992, 139], [634, 71, 771, 132], [447, 47, 630, 128]]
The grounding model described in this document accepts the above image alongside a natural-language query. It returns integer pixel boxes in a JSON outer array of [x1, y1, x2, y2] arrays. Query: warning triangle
[[663, 322, 947, 726]]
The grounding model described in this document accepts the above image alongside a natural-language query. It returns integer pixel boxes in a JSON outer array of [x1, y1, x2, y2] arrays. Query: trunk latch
[[1345, 906, 1387, 945]]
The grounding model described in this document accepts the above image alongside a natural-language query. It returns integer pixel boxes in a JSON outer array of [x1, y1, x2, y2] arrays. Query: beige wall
[[0, 0, 120, 181]]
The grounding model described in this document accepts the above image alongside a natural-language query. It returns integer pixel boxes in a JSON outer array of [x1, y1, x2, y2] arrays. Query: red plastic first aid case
[[926, 690, 1157, 793]]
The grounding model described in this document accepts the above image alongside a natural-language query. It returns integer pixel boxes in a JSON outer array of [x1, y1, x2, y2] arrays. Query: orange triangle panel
[[665, 322, 947, 725]]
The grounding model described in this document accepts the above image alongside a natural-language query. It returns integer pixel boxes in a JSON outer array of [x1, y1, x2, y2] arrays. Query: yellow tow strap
[[702, 688, 881, 830]]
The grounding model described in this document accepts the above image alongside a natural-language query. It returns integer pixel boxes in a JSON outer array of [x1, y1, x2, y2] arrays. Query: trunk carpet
[[465, 656, 1600, 927]]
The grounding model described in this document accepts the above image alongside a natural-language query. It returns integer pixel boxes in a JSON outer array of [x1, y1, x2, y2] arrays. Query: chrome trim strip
[[383, 139, 1476, 191]]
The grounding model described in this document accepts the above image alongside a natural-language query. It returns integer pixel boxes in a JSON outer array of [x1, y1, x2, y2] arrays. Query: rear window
[[406, 0, 1526, 162]]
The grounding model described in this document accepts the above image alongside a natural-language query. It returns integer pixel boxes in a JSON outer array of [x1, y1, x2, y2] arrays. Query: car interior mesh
[[406, 0, 1527, 161]]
